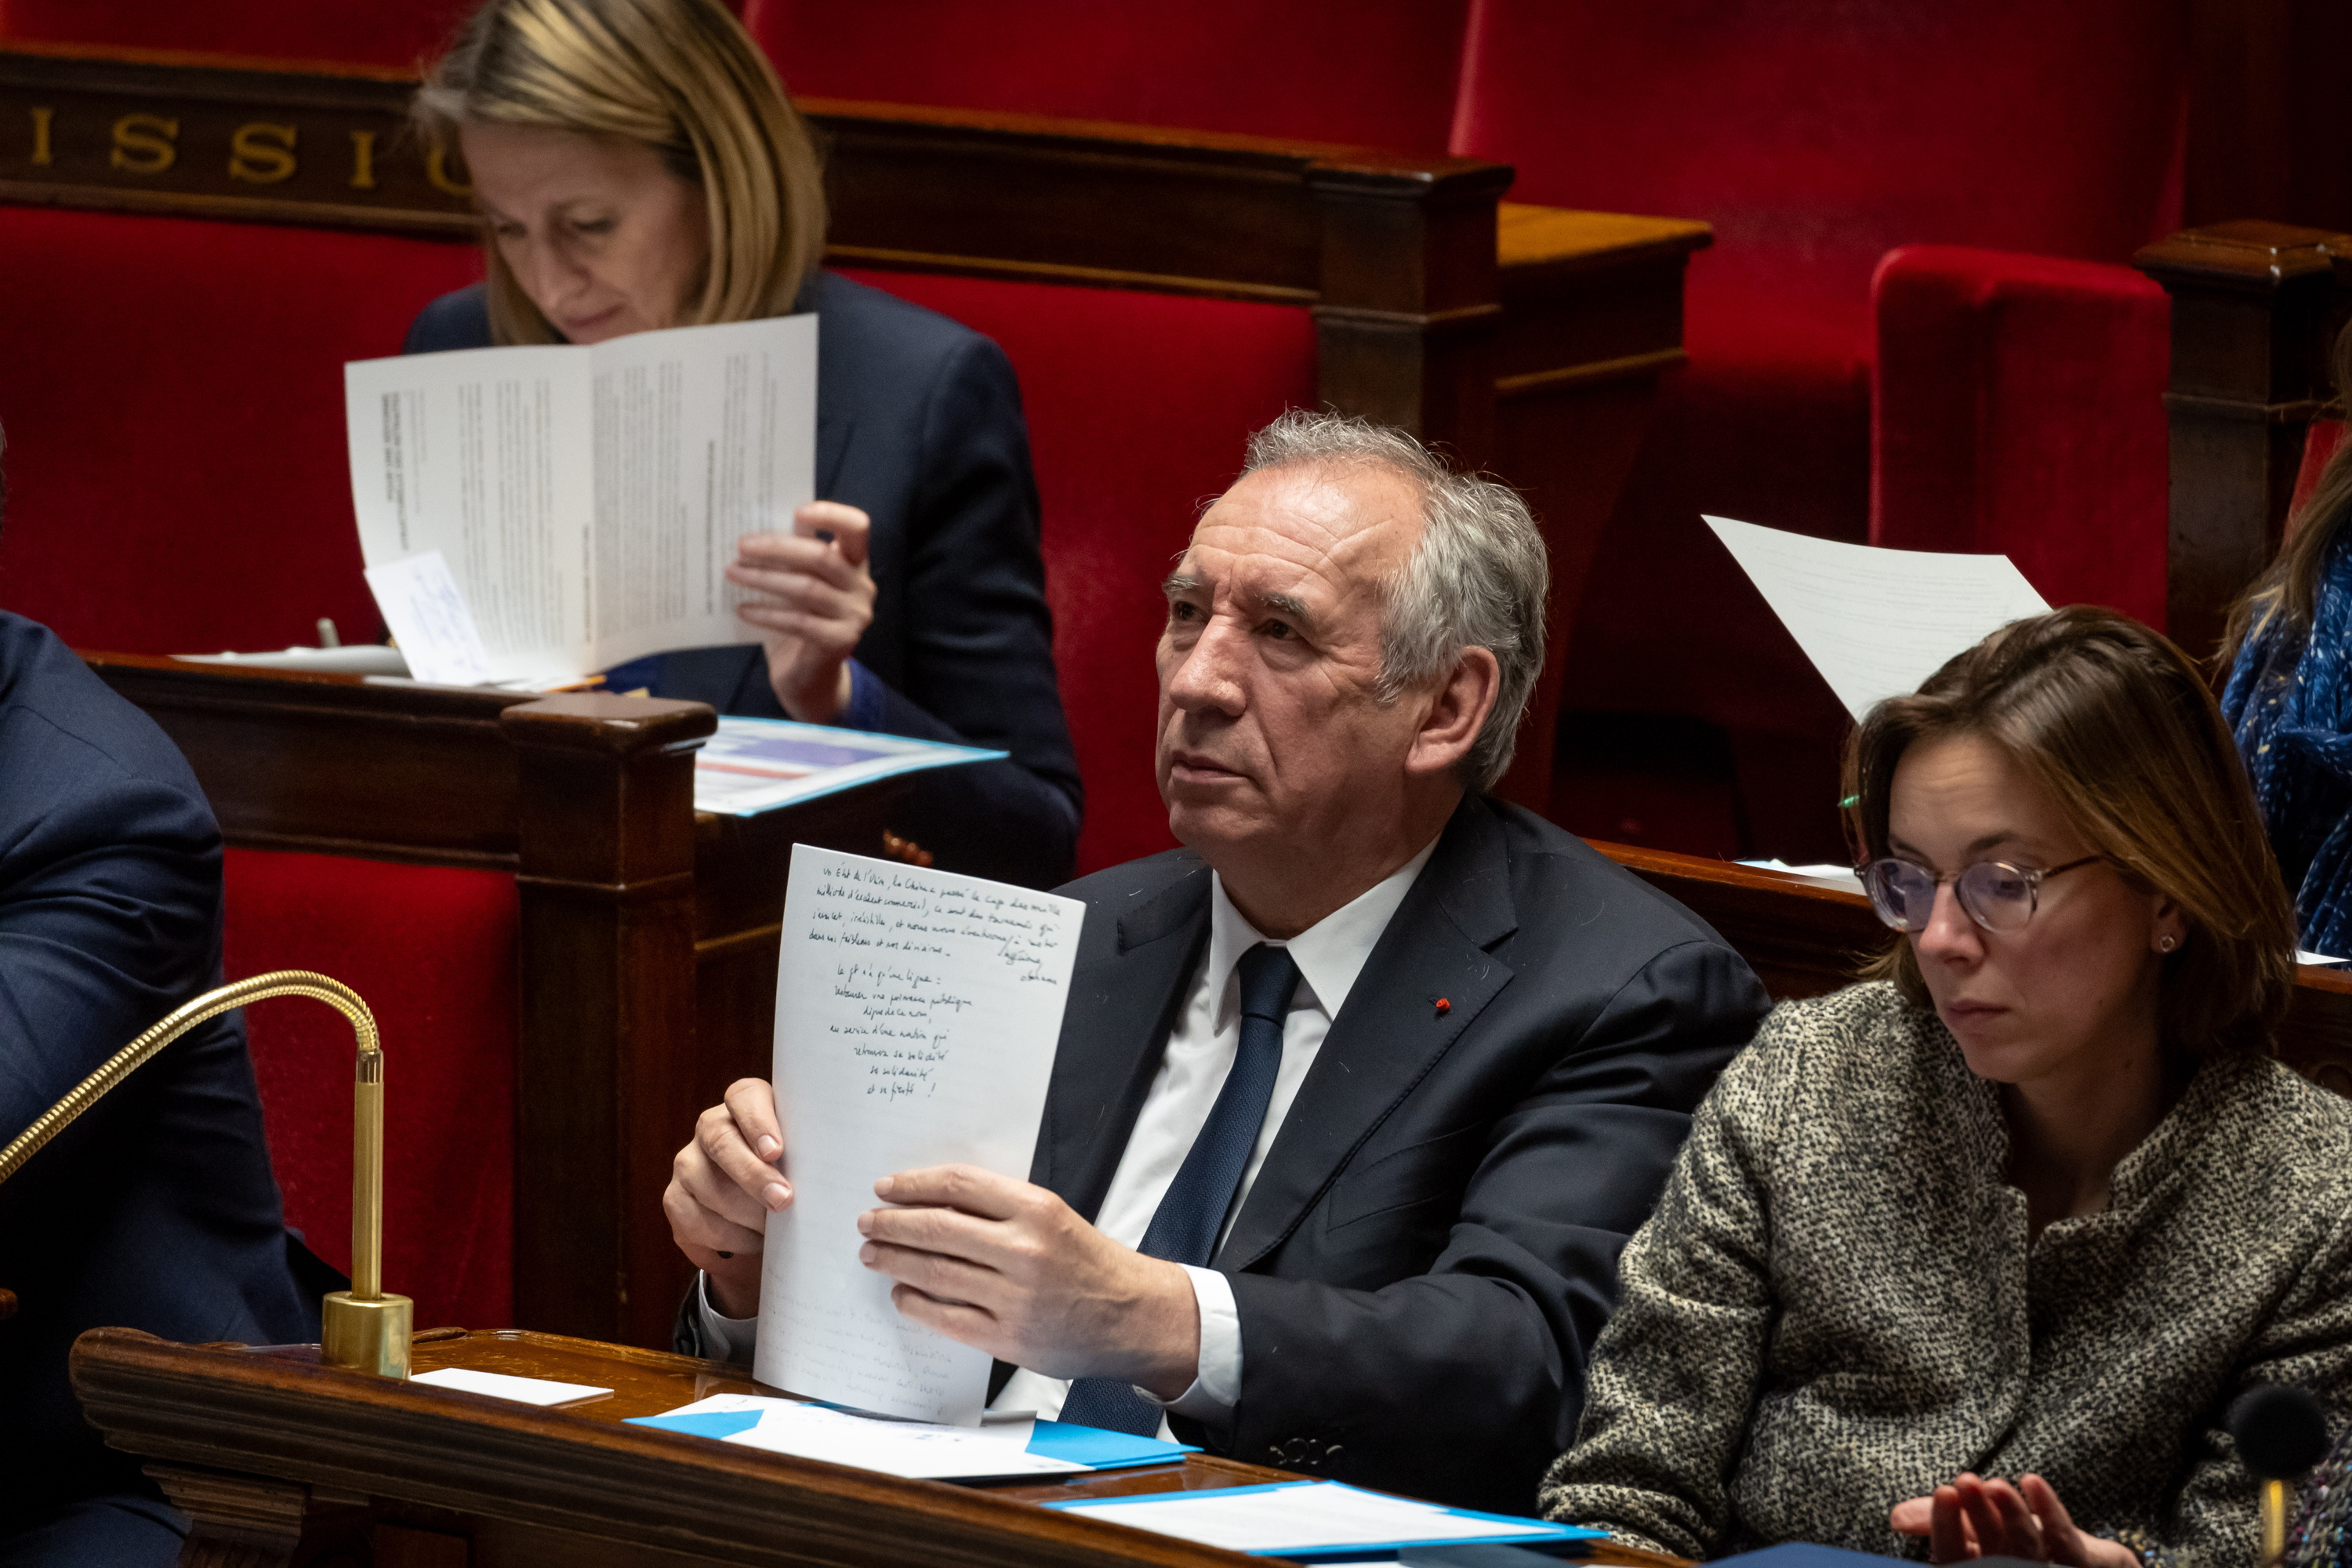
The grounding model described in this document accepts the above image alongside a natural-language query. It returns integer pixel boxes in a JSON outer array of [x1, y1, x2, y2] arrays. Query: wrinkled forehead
[[1174, 461, 1423, 608]]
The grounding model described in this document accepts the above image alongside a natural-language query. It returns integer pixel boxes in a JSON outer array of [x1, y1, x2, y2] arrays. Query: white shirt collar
[[1203, 834, 1443, 1026]]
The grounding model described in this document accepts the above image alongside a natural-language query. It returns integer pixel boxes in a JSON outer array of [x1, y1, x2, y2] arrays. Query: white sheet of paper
[[755, 848, 1085, 1424], [1052, 1482, 1567, 1554], [344, 314, 815, 681], [1705, 515, 2053, 722], [363, 550, 492, 686], [648, 1394, 1081, 1479], [408, 1367, 611, 1406]]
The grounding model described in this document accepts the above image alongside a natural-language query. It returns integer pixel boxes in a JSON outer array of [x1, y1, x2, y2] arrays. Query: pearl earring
[[2159, 935, 2177, 953]]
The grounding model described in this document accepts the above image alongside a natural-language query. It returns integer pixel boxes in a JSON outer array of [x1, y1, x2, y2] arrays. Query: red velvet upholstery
[[0, 207, 481, 654], [743, 0, 1468, 149], [2292, 421, 2348, 533], [1452, 0, 2190, 858], [0, 0, 471, 67], [839, 270, 1316, 876], [1871, 245, 2170, 629], [223, 848, 517, 1331]]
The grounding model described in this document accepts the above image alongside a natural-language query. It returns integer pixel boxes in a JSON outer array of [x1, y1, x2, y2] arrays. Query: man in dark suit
[[0, 430, 319, 1565], [665, 411, 1769, 1512]]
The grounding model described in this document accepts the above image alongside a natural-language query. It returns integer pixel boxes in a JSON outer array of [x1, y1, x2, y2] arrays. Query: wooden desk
[[1593, 840, 2352, 1097], [69, 1327, 1684, 1568]]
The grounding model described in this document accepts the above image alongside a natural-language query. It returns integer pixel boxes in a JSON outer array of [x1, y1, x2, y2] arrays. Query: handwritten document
[[344, 314, 815, 684], [756, 848, 1085, 1423], [1705, 515, 2053, 722], [361, 550, 492, 687]]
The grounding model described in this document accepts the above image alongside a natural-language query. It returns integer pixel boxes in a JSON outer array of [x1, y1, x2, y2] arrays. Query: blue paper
[[626, 1409, 764, 1439], [1026, 1417, 1199, 1470]]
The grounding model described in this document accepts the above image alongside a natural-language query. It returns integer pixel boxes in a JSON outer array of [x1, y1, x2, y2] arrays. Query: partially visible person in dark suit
[[403, 0, 1080, 888], [2221, 321, 2352, 957], [1544, 608, 2352, 1566], [0, 423, 319, 1567], [662, 410, 1771, 1514]]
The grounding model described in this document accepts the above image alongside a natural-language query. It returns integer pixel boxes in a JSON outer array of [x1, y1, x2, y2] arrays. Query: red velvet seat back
[[0, 206, 481, 654], [838, 270, 1316, 876], [223, 848, 517, 1331], [743, 0, 1468, 148], [1871, 246, 2170, 628], [1454, 0, 2188, 858], [1453, 0, 2188, 328]]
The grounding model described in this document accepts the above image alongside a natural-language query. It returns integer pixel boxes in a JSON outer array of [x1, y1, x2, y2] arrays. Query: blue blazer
[[0, 612, 318, 1522], [404, 274, 1084, 888]]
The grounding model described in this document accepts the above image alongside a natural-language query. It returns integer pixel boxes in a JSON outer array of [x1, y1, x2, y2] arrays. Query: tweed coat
[[1540, 981, 2352, 1566]]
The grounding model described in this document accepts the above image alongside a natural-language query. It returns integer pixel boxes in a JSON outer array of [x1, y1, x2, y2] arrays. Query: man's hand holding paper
[[663, 1077, 791, 1319], [858, 1164, 1201, 1399], [666, 1087, 1204, 1396]]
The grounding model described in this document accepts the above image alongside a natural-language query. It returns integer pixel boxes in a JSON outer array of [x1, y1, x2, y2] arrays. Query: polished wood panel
[[71, 1327, 1686, 1568], [2135, 220, 2352, 660], [1592, 839, 2352, 1095]]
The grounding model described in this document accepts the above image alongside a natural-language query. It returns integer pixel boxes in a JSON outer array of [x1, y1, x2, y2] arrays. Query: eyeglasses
[[1859, 855, 2101, 935]]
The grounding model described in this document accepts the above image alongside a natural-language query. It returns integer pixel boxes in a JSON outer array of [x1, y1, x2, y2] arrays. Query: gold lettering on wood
[[29, 107, 54, 166], [110, 114, 179, 175], [349, 129, 378, 191], [425, 143, 472, 198], [228, 122, 298, 184]]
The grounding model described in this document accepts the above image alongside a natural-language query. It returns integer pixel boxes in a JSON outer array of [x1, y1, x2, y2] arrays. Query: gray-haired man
[[665, 412, 1769, 1512]]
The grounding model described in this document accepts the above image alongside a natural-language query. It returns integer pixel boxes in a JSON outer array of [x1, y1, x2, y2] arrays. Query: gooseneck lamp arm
[[0, 970, 411, 1377]]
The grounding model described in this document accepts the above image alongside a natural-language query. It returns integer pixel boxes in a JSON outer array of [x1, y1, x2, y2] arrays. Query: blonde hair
[[2222, 318, 2352, 669], [416, 0, 826, 343], [1843, 606, 2296, 1056]]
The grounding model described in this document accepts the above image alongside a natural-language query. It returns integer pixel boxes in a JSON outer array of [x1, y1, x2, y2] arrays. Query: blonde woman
[[1543, 608, 2352, 1565], [405, 0, 1080, 887]]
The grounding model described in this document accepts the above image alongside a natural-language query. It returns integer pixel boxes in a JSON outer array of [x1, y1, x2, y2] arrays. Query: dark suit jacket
[[0, 612, 318, 1523], [405, 274, 1083, 887], [1030, 795, 1768, 1514]]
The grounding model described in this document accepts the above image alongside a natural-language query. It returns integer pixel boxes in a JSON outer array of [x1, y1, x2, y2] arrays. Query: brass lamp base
[[323, 1290, 413, 1379]]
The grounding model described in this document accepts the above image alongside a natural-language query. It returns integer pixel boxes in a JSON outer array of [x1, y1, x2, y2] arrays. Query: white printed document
[[1706, 515, 2052, 722], [630, 1393, 1084, 1480], [694, 717, 1006, 817], [1047, 1481, 1600, 1559], [755, 848, 1085, 1424], [346, 314, 817, 684]]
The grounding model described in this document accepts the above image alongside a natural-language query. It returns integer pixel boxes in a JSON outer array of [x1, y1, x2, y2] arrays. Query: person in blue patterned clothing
[[2220, 324, 2352, 960]]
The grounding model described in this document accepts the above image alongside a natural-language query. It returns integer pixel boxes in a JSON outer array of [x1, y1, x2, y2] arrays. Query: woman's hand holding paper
[[858, 1164, 1203, 1401], [663, 1076, 792, 1319], [730, 501, 877, 724]]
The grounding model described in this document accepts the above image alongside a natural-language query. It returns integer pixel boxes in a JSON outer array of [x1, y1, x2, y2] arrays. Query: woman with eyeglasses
[[1541, 606, 2352, 1566]]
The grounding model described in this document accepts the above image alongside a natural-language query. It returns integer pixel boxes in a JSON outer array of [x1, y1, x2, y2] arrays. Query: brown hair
[[415, 0, 826, 344], [2222, 318, 2352, 666], [1843, 606, 2295, 1055]]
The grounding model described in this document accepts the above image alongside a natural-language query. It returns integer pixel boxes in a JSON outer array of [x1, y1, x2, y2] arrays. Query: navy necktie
[[1058, 942, 1301, 1436]]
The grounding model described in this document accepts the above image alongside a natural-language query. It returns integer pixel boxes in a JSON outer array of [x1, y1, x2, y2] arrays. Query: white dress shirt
[[699, 836, 1439, 1438]]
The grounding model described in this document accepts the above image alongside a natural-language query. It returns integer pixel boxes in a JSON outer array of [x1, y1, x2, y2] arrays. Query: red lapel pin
[[1433, 997, 1450, 1017]]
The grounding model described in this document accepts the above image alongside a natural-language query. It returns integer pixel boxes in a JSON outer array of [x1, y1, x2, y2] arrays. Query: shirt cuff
[[836, 659, 887, 732], [1160, 1265, 1241, 1424], [695, 1271, 760, 1366]]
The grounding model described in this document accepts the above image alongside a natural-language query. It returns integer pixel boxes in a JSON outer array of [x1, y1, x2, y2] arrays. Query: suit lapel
[[1216, 797, 1519, 1271], [816, 408, 853, 499], [1033, 866, 1211, 1222]]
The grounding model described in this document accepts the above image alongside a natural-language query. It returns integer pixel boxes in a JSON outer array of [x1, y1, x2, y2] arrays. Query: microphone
[[2229, 1384, 2331, 1568]]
